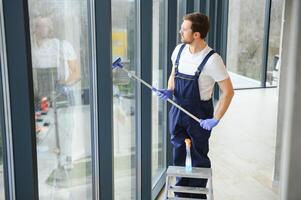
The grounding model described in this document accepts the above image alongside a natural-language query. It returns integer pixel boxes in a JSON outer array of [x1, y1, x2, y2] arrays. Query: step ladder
[[165, 166, 214, 200]]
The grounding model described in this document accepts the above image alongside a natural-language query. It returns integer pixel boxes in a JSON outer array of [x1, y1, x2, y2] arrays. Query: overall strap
[[195, 50, 215, 77], [174, 44, 186, 72]]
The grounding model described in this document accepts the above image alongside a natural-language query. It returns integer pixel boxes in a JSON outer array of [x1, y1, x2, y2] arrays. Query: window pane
[[266, 0, 284, 87], [28, 1, 93, 199], [227, 0, 266, 88], [112, 0, 137, 199], [152, 0, 166, 186], [177, 0, 186, 43], [194, 0, 200, 12]]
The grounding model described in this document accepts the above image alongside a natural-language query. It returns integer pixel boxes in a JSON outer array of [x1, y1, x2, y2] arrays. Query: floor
[[157, 88, 279, 200]]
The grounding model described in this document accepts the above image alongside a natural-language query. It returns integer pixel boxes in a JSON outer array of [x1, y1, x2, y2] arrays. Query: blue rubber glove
[[153, 88, 173, 101], [200, 118, 220, 131]]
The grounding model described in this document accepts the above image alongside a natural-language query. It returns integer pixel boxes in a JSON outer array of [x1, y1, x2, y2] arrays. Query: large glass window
[[227, 0, 266, 88], [28, 1, 93, 199], [266, 0, 284, 87], [152, 0, 166, 187], [194, 0, 200, 12], [112, 0, 138, 199]]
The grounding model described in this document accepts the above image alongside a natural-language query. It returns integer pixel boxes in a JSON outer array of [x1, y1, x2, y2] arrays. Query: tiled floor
[[157, 88, 279, 200]]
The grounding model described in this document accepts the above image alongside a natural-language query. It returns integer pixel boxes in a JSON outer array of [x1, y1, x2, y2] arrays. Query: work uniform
[[169, 43, 229, 198], [32, 38, 77, 101], [32, 38, 81, 167]]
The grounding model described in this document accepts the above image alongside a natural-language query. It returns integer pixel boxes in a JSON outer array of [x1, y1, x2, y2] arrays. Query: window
[[28, 1, 93, 199], [227, 0, 266, 88], [152, 0, 167, 187], [112, 0, 138, 199]]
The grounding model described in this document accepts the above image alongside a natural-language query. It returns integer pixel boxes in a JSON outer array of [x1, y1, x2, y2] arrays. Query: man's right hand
[[152, 88, 173, 101]]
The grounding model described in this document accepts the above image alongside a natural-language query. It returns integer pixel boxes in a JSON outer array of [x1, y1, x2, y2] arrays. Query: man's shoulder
[[173, 43, 187, 52], [205, 47, 223, 64], [171, 43, 187, 61]]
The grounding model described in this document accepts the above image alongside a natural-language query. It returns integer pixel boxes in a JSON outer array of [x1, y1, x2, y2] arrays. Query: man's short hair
[[183, 12, 209, 39]]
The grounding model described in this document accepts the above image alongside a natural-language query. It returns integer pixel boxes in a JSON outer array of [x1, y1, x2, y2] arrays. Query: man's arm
[[214, 77, 234, 120], [66, 59, 81, 85], [167, 67, 175, 90]]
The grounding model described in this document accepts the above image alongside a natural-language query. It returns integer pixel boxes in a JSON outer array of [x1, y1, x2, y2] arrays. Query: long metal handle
[[118, 68, 201, 123]]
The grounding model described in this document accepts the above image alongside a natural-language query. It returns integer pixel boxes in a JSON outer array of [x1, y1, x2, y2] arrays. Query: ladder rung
[[167, 197, 207, 200], [169, 185, 210, 194], [166, 166, 212, 179]]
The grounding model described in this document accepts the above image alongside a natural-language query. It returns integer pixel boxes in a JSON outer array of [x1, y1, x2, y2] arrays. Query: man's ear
[[193, 32, 201, 39]]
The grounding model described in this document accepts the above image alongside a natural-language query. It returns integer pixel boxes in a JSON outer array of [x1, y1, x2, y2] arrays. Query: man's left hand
[[200, 118, 219, 131]]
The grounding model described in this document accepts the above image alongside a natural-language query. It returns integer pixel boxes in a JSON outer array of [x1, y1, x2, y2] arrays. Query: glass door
[[226, 0, 266, 89], [27, 0, 94, 199], [152, 0, 167, 188], [112, 0, 139, 199]]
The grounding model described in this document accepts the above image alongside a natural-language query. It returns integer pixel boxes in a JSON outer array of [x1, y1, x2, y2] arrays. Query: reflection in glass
[[112, 0, 137, 199], [152, 0, 166, 186], [177, 0, 187, 43], [266, 0, 284, 87], [28, 1, 93, 199], [227, 0, 265, 88]]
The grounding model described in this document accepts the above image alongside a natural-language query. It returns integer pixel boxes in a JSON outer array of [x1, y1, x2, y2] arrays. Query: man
[[155, 12, 234, 199], [32, 15, 81, 170]]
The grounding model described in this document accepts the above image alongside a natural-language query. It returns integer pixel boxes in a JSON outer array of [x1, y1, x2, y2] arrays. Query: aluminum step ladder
[[165, 166, 214, 200]]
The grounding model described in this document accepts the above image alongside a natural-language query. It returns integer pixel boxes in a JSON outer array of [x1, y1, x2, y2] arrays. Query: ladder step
[[167, 197, 207, 200], [166, 166, 212, 179], [169, 185, 209, 194]]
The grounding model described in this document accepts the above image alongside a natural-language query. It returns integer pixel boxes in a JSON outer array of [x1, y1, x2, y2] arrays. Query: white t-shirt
[[32, 38, 77, 81], [171, 44, 229, 100]]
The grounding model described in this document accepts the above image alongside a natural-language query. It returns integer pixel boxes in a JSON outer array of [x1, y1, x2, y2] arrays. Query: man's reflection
[[32, 15, 81, 170]]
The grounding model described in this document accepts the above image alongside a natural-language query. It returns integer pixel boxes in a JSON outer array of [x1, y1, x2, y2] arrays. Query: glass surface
[[266, 0, 284, 87], [152, 0, 166, 187], [112, 0, 137, 199], [177, 0, 187, 43], [28, 1, 93, 199], [227, 0, 266, 88], [194, 0, 200, 12]]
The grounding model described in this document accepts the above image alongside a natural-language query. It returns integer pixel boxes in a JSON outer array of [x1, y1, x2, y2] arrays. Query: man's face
[[35, 17, 51, 39], [179, 20, 194, 44]]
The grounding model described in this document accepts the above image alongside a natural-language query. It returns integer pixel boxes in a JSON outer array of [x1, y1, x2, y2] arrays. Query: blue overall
[[169, 44, 215, 199]]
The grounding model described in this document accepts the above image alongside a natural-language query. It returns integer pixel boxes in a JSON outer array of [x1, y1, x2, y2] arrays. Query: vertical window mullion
[[2, 0, 38, 199], [95, 0, 113, 199], [140, 0, 152, 199], [261, 0, 272, 87]]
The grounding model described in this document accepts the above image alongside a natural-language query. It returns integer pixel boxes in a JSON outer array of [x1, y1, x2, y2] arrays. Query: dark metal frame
[[186, 0, 194, 13], [140, 0, 153, 199], [95, 0, 114, 199], [261, 0, 272, 87], [2, 0, 39, 199]]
